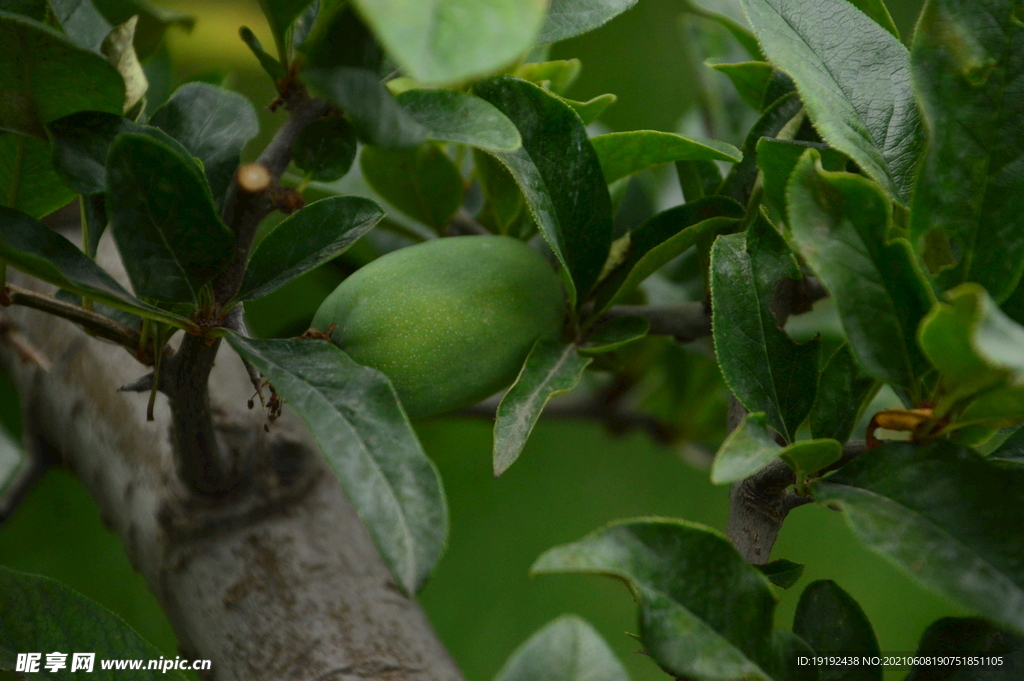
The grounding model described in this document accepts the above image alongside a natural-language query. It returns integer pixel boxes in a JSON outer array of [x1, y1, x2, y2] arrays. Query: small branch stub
[[237, 163, 272, 194]]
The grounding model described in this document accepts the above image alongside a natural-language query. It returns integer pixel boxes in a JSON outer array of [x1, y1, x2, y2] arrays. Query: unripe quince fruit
[[312, 235, 565, 418]]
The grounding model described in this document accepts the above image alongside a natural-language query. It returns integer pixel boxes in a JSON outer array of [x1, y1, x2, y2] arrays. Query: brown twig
[[3, 283, 141, 352]]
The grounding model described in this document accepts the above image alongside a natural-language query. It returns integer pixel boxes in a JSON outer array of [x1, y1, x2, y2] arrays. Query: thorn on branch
[[119, 373, 154, 393]]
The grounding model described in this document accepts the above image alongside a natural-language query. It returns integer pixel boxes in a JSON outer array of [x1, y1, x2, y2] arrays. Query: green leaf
[[709, 61, 774, 111], [779, 439, 841, 493], [992, 425, 1024, 463], [758, 559, 804, 589], [494, 614, 630, 681], [257, 0, 310, 62], [788, 150, 934, 395], [298, 1, 382, 71], [538, 0, 637, 44], [848, 0, 900, 39], [682, 0, 763, 61], [50, 0, 112, 52], [396, 89, 521, 152], [473, 148, 527, 235], [106, 133, 234, 303], [0, 10, 124, 136], [0, 565, 187, 679], [756, 137, 847, 221], [592, 196, 745, 314], [0, 132, 75, 218], [293, 115, 357, 182], [676, 159, 723, 201], [579, 315, 649, 354], [493, 340, 591, 477], [905, 618, 1024, 681], [590, 130, 741, 185], [794, 580, 882, 681], [919, 283, 1024, 423], [474, 76, 613, 307], [556, 92, 616, 125], [0, 206, 189, 327], [740, 0, 923, 202], [0, 0, 45, 21], [352, 0, 545, 85], [304, 67, 428, 149], [239, 25, 285, 81], [813, 441, 1024, 636], [236, 196, 383, 302], [360, 143, 463, 232], [225, 334, 448, 595], [711, 214, 820, 441], [101, 15, 148, 114], [532, 519, 781, 680], [513, 59, 581, 94], [149, 82, 259, 204], [810, 344, 879, 443], [710, 411, 781, 484], [90, 0, 194, 60], [909, 0, 1024, 301]]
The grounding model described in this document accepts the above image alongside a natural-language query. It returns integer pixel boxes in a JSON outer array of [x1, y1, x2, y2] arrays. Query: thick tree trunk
[[0, 234, 464, 681]]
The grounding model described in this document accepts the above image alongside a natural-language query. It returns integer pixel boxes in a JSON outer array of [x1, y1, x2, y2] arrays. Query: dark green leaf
[[80, 192, 106, 259], [538, 0, 637, 43], [592, 196, 745, 314], [909, 0, 1024, 301], [0, 132, 75, 218], [758, 559, 804, 589], [709, 61, 774, 111], [0, 565, 187, 680], [719, 92, 803, 205], [0, 10, 124, 137], [788, 150, 934, 396], [711, 214, 820, 441], [811, 344, 879, 443], [906, 618, 1024, 681], [493, 340, 591, 477], [293, 115, 357, 182], [299, 2, 382, 71], [590, 130, 741, 185], [149, 82, 259, 204], [50, 0, 112, 52], [90, 0, 194, 60], [0, 0, 45, 21], [556, 92, 616, 125], [682, 0, 763, 60], [236, 196, 383, 301], [352, 0, 545, 85], [396, 88, 521, 152], [56, 288, 141, 329], [225, 334, 448, 595], [756, 137, 847, 220], [794, 580, 881, 681], [579, 315, 649, 354], [710, 411, 781, 484], [304, 67, 427, 149], [494, 614, 630, 681], [474, 148, 527, 235], [360, 143, 463, 232], [257, 0, 310, 61], [106, 133, 234, 303], [992, 426, 1024, 463], [813, 441, 1024, 636], [532, 519, 782, 680], [848, 0, 899, 38], [474, 76, 613, 307], [239, 25, 285, 81], [0, 206, 189, 327], [676, 159, 722, 201], [740, 0, 923, 202]]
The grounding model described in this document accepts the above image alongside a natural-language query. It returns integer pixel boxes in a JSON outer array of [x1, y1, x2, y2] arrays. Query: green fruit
[[312, 235, 565, 418]]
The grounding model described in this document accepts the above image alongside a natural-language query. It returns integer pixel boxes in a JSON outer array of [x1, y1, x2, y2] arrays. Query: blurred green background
[[0, 2, 969, 680]]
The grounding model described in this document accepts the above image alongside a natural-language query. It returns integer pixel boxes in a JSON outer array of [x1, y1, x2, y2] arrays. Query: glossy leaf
[[352, 0, 546, 85], [593, 196, 745, 314], [538, 0, 637, 43], [590, 130, 741, 184], [788, 151, 934, 395], [493, 341, 591, 477], [794, 580, 882, 681], [557, 92, 616, 125], [0, 133, 75, 218], [719, 92, 803, 205], [90, 0, 194, 60], [758, 559, 804, 590], [474, 76, 613, 307], [813, 441, 1024, 636], [397, 89, 521, 152], [236, 196, 383, 301], [579, 316, 649, 354], [226, 334, 448, 595], [304, 67, 427, 149], [239, 25, 285, 81], [909, 0, 1024, 301], [710, 411, 781, 484], [533, 519, 782, 680], [360, 143, 464, 232], [494, 614, 630, 681], [51, 0, 112, 52], [0, 10, 124, 136], [293, 115, 358, 182], [905, 618, 1024, 681], [810, 344, 879, 443], [149, 82, 259, 204], [756, 137, 847, 220], [0, 566, 187, 680], [709, 61, 774, 111], [740, 0, 922, 202], [106, 133, 234, 303], [257, 0, 310, 61], [711, 214, 820, 441], [0, 206, 189, 327]]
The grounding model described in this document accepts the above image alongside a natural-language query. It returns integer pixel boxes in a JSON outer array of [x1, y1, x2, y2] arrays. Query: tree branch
[[3, 283, 142, 352]]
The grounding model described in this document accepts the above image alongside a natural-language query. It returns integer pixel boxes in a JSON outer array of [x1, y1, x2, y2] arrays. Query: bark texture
[[0, 235, 464, 681]]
